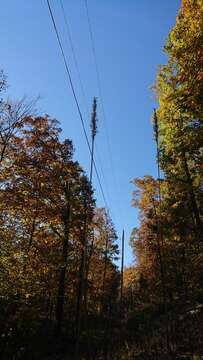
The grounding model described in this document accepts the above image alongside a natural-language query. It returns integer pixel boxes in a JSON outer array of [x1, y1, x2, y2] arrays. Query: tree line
[[0, 72, 119, 359], [123, 0, 203, 358]]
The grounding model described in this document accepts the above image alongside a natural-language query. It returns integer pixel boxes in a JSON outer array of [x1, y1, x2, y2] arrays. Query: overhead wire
[[84, 0, 117, 182], [46, 0, 108, 210], [84, 0, 124, 233], [59, 0, 115, 218], [59, 0, 88, 116]]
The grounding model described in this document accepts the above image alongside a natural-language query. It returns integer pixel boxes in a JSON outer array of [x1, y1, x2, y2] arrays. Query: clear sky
[[0, 0, 180, 266]]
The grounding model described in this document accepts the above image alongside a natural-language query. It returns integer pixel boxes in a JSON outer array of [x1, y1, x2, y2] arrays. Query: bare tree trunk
[[102, 236, 108, 293], [153, 109, 169, 351], [120, 229, 124, 312], [84, 230, 95, 314], [75, 203, 87, 358], [83, 97, 97, 312], [182, 151, 202, 235], [176, 116, 202, 240]]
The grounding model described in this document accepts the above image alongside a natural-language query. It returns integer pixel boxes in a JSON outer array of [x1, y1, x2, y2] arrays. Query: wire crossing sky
[[0, 0, 180, 265], [46, 0, 109, 213]]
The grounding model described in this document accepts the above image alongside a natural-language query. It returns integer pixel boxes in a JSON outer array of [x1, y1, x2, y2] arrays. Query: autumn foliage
[[124, 1, 203, 357], [0, 0, 203, 359], [0, 75, 119, 359]]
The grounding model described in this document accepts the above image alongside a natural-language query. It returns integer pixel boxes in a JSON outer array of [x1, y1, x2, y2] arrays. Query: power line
[[84, 0, 115, 176], [46, 0, 108, 209], [84, 0, 124, 224], [59, 0, 89, 115], [59, 0, 115, 219]]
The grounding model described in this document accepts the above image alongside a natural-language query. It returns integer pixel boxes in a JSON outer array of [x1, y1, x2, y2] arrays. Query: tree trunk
[[75, 204, 87, 357], [182, 150, 202, 236], [55, 203, 71, 336], [120, 229, 124, 311]]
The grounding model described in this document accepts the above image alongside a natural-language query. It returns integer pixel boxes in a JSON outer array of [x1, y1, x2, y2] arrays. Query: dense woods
[[0, 80, 119, 358], [123, 0, 203, 358], [0, 0, 202, 359]]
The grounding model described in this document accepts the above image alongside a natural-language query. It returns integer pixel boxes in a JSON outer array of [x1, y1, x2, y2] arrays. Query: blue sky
[[0, 0, 180, 265]]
